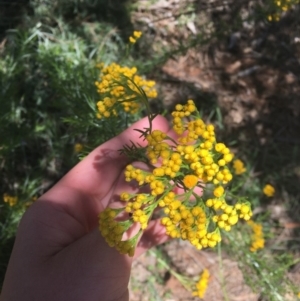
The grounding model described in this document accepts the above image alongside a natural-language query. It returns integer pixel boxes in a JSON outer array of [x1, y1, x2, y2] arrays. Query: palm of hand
[[0, 116, 170, 301]]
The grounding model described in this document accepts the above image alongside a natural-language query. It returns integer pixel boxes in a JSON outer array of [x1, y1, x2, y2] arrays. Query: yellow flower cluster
[[99, 208, 137, 256], [160, 192, 222, 249], [247, 220, 265, 252], [208, 201, 252, 232], [95, 63, 157, 118], [171, 100, 234, 185], [129, 31, 142, 44], [263, 184, 275, 197], [233, 159, 246, 175], [267, 0, 299, 22], [3, 193, 18, 207], [98, 100, 252, 256], [192, 269, 210, 299]]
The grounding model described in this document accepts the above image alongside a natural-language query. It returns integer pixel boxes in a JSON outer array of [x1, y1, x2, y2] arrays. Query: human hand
[[0, 116, 171, 301]]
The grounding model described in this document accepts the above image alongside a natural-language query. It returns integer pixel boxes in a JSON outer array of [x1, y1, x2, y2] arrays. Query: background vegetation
[[1, 0, 300, 300]]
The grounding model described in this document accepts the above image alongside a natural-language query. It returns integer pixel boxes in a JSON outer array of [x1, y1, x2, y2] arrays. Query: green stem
[[218, 242, 230, 301], [148, 249, 192, 292]]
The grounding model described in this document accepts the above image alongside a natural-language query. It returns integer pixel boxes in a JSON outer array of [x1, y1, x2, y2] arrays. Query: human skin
[[0, 116, 172, 301]]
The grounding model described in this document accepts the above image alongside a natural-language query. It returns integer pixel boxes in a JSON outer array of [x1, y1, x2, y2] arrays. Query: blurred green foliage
[[0, 0, 136, 285]]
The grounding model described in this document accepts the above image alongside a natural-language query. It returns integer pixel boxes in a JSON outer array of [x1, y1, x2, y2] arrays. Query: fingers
[[40, 115, 170, 205], [36, 115, 170, 232]]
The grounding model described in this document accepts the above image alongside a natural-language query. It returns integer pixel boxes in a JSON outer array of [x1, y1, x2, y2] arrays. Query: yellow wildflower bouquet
[[97, 77, 253, 256]]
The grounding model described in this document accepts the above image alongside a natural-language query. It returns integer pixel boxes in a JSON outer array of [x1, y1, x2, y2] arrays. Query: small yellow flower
[[247, 220, 265, 252], [183, 174, 198, 189], [263, 184, 275, 197], [213, 186, 224, 198], [192, 269, 210, 298], [215, 143, 225, 152], [129, 31, 142, 44], [129, 36, 136, 44], [74, 143, 83, 153], [133, 31, 142, 38], [233, 159, 246, 175]]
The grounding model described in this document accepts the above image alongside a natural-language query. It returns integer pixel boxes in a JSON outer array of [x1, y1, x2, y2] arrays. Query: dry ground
[[129, 0, 300, 300]]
